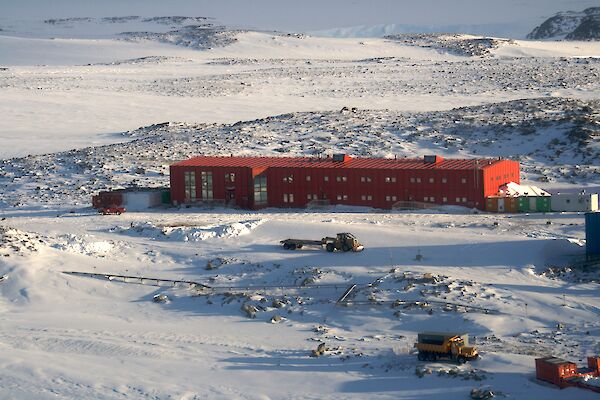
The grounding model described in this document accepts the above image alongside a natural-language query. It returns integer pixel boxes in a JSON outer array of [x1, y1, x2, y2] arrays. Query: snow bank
[[51, 234, 114, 257], [114, 219, 265, 241]]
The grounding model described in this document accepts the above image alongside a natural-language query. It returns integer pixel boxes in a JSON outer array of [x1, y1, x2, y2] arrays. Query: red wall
[[170, 160, 520, 211], [170, 165, 254, 208], [482, 160, 520, 198]]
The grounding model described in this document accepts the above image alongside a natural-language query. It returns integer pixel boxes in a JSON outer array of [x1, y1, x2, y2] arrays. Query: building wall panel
[[170, 157, 520, 211], [551, 193, 599, 212], [586, 212, 600, 258]]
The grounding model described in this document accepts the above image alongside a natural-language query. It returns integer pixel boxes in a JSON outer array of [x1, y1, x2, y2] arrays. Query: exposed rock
[[269, 315, 283, 323], [241, 303, 259, 319], [528, 7, 600, 40], [310, 342, 327, 357], [153, 293, 169, 303]]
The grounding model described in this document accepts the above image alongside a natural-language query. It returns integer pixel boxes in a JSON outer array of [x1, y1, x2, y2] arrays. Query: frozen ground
[[1, 209, 599, 399], [1, 20, 600, 158], [1, 14, 600, 400]]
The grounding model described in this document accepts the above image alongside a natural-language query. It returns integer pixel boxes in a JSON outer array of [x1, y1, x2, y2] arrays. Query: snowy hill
[[1, 9, 600, 400], [527, 7, 600, 40], [1, 97, 598, 210]]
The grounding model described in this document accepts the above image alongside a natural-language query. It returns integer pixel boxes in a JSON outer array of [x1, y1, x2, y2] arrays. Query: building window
[[430, 196, 435, 202], [424, 196, 429, 202], [201, 171, 213, 200], [336, 176, 347, 182], [253, 175, 268, 205], [225, 172, 235, 183], [416, 177, 421, 183], [361, 176, 372, 183], [306, 175, 311, 181], [283, 174, 294, 183], [442, 197, 447, 203], [324, 176, 329, 182], [361, 195, 373, 201], [462, 197, 467, 203], [336, 194, 348, 201], [385, 195, 397, 202], [385, 176, 397, 183], [410, 177, 415, 183], [456, 197, 461, 203], [461, 178, 467, 184], [184, 171, 196, 201], [429, 177, 434, 183], [283, 193, 294, 203], [442, 177, 447, 183], [307, 194, 318, 200]]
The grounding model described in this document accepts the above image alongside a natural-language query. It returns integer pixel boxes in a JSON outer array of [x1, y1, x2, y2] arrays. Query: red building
[[535, 356, 600, 393], [169, 154, 519, 210]]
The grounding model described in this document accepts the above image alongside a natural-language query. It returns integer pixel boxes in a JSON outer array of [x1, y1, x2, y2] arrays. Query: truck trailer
[[415, 332, 478, 364]]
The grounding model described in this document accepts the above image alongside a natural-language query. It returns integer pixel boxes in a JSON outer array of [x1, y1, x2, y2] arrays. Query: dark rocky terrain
[[528, 7, 600, 40]]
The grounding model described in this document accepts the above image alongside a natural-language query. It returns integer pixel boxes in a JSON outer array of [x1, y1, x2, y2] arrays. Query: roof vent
[[333, 154, 351, 162], [424, 155, 443, 164]]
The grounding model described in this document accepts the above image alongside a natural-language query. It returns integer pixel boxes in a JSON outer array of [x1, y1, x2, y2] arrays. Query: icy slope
[[1, 97, 597, 209]]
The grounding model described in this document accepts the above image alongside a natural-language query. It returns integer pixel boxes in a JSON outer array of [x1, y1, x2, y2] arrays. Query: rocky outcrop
[[528, 7, 600, 40]]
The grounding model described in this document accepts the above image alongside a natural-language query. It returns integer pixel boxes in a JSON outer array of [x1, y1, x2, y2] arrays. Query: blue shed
[[585, 212, 600, 260]]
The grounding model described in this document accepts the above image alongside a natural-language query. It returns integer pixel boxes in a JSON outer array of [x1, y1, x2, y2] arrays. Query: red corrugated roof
[[171, 156, 508, 170]]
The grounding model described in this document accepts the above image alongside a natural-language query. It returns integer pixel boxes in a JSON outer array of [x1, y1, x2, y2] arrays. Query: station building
[[169, 154, 520, 210]]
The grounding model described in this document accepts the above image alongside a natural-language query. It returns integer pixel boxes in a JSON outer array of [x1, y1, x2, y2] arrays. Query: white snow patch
[[115, 219, 266, 242], [52, 234, 115, 257]]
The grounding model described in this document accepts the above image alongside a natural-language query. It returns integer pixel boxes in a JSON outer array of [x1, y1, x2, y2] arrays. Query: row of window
[[184, 171, 214, 201], [490, 172, 517, 182], [281, 194, 469, 203], [254, 175, 268, 204], [194, 171, 485, 189], [282, 174, 467, 184]]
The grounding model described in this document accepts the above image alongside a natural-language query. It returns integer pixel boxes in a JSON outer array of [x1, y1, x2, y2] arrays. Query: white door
[[498, 198, 505, 212], [530, 197, 537, 212]]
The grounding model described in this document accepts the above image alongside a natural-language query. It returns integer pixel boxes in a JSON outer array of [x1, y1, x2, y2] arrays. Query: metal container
[[536, 196, 551, 212], [417, 332, 469, 346], [588, 356, 600, 372], [535, 357, 578, 386], [518, 197, 530, 212], [585, 212, 600, 259]]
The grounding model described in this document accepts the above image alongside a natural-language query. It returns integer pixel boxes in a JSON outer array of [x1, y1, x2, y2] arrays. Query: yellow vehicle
[[415, 332, 478, 364]]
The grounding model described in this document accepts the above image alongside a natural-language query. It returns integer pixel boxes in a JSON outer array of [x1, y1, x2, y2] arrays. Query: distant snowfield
[[1, 31, 600, 158]]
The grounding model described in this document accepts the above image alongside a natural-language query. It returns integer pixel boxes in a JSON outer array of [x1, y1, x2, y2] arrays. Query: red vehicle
[[98, 206, 126, 215]]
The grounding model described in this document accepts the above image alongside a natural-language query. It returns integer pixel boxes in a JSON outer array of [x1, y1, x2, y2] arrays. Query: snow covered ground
[[1, 209, 598, 399], [1, 12, 599, 400]]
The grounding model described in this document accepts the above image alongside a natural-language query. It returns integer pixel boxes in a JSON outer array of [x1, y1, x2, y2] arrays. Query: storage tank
[[586, 212, 600, 260]]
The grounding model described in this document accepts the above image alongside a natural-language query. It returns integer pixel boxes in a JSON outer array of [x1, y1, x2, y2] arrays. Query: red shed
[[169, 154, 520, 210], [536, 357, 578, 386]]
